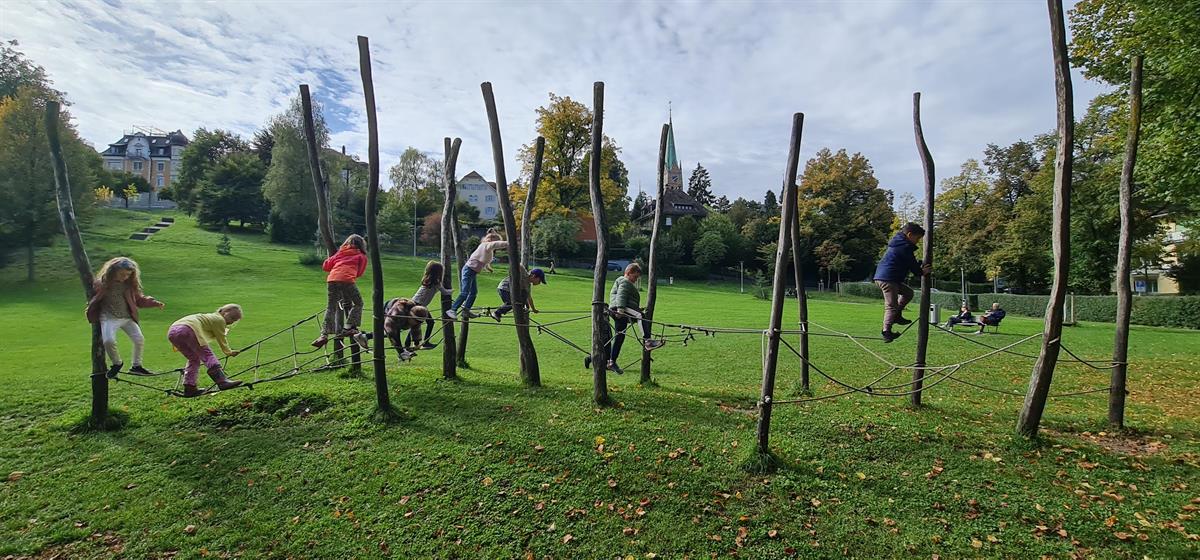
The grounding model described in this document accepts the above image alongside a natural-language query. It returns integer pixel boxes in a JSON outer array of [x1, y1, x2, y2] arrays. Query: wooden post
[[358, 36, 392, 414], [1018, 0, 1074, 438], [300, 85, 352, 371], [440, 137, 462, 380], [755, 113, 804, 456], [1110, 55, 1142, 429], [789, 205, 810, 393], [46, 101, 108, 426], [587, 82, 613, 406], [481, 82, 541, 386], [911, 92, 936, 407], [640, 124, 669, 385], [521, 137, 545, 270]]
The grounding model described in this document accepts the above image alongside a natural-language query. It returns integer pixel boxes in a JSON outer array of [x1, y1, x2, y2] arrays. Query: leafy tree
[[388, 147, 442, 195], [262, 96, 328, 243], [0, 87, 99, 278], [699, 213, 741, 267], [987, 156, 1054, 293], [195, 152, 269, 229], [686, 163, 714, 206], [115, 174, 151, 208], [892, 191, 923, 231], [531, 214, 580, 262], [762, 189, 779, 216], [739, 217, 778, 271], [694, 231, 727, 270], [515, 93, 629, 223], [251, 128, 274, 166], [796, 148, 895, 282], [169, 129, 249, 213], [630, 190, 651, 221], [1, 40, 63, 102], [933, 159, 1004, 279], [666, 215, 700, 263], [726, 197, 762, 232], [983, 140, 1040, 207]]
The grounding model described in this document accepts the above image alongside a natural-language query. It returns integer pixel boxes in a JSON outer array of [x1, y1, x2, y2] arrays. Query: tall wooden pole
[[1110, 55, 1142, 429], [358, 36, 392, 413], [481, 82, 541, 386], [755, 113, 804, 456], [521, 137, 545, 270], [1018, 0, 1074, 437], [789, 205, 810, 393], [46, 102, 108, 427], [911, 92, 936, 407], [440, 137, 462, 380], [640, 124, 669, 385], [587, 82, 612, 406], [300, 85, 351, 371]]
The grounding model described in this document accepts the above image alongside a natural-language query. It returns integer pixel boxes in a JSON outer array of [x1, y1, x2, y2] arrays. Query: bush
[[298, 251, 323, 266], [934, 279, 994, 294], [982, 293, 1200, 329], [671, 265, 709, 281]]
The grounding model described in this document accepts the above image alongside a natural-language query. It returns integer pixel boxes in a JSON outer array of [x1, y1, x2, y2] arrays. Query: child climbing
[[312, 234, 369, 350], [85, 257, 166, 378], [873, 222, 932, 343], [167, 304, 244, 397], [408, 261, 451, 349], [490, 266, 545, 321], [447, 231, 508, 320], [593, 263, 663, 374], [383, 298, 432, 362]]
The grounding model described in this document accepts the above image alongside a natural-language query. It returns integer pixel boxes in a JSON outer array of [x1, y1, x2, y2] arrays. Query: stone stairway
[[129, 216, 175, 240]]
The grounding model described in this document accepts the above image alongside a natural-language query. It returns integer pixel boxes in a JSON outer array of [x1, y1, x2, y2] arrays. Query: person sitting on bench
[[975, 302, 1006, 334], [945, 304, 975, 328]]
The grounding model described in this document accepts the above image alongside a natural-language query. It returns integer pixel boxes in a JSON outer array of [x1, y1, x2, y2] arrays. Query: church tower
[[665, 110, 683, 191]]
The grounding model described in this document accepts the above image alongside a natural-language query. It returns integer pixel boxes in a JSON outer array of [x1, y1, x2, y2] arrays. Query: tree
[[251, 128, 274, 166], [1070, 0, 1200, 214], [727, 197, 762, 232], [0, 86, 98, 279], [169, 129, 249, 213], [531, 214, 580, 262], [762, 189, 779, 216], [388, 147, 442, 195], [694, 231, 727, 270], [713, 195, 731, 213], [699, 213, 741, 267], [667, 215, 700, 263], [983, 140, 1040, 207], [933, 159, 1005, 279], [796, 148, 895, 282], [893, 191, 923, 229], [1, 40, 64, 102], [687, 163, 714, 206], [515, 93, 628, 222], [195, 152, 269, 228], [262, 95, 328, 243], [115, 174, 151, 209], [630, 190, 651, 221]]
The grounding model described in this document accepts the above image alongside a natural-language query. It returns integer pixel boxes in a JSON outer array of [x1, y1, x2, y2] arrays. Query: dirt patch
[[181, 392, 333, 430], [1046, 428, 1169, 457], [24, 530, 127, 559], [718, 401, 758, 415]]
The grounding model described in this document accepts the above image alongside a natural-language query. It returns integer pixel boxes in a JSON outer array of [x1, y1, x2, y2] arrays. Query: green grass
[[1, 208, 1197, 558]]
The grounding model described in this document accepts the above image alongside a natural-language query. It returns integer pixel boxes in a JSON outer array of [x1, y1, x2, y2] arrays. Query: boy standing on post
[[873, 222, 932, 343]]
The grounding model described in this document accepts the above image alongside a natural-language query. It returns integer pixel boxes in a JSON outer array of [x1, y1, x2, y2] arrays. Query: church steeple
[[665, 103, 683, 191]]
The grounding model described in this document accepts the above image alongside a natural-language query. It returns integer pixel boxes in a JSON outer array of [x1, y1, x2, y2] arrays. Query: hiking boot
[[311, 335, 329, 348], [881, 330, 899, 344], [182, 384, 203, 398], [584, 356, 592, 369], [607, 361, 624, 375], [895, 315, 913, 325], [643, 339, 664, 351], [106, 362, 123, 379], [128, 364, 155, 376], [490, 309, 502, 322], [216, 379, 243, 391]]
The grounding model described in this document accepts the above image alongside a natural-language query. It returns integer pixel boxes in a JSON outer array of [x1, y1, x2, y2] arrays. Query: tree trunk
[[521, 137, 545, 270], [911, 91, 936, 407], [440, 137, 462, 380], [46, 101, 108, 426], [26, 239, 34, 283], [1018, 0, 1074, 438], [357, 36, 392, 414], [481, 82, 541, 387], [587, 82, 612, 406], [640, 123, 670, 385], [1110, 55, 1141, 429], [789, 208, 809, 393], [755, 112, 805, 457]]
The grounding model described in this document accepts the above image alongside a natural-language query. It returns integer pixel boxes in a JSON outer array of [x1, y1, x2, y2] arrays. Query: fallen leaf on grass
[[1114, 532, 1132, 541], [1105, 515, 1117, 527], [184, 525, 197, 535], [534, 444, 545, 452], [482, 476, 494, 487], [971, 538, 983, 548], [768, 529, 779, 538], [8, 471, 23, 482], [856, 472, 866, 480], [562, 534, 575, 544]]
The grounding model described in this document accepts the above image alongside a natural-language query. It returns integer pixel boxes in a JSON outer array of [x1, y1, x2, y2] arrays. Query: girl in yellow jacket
[[167, 304, 244, 397]]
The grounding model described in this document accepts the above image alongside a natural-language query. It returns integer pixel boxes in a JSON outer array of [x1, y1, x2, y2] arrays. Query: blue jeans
[[451, 266, 478, 312]]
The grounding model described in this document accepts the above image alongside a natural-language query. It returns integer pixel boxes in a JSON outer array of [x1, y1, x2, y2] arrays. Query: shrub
[[216, 233, 232, 255], [298, 251, 323, 266]]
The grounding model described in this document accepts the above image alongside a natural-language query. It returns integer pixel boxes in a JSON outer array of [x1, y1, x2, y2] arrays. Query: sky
[[3, 0, 1108, 204]]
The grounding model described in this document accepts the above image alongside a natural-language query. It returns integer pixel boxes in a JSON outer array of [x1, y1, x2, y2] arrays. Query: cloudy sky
[[4, 0, 1107, 203]]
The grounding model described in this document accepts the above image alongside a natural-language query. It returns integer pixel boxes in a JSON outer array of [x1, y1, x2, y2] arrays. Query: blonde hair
[[96, 257, 142, 293], [625, 263, 642, 275], [342, 234, 367, 252], [218, 303, 243, 322]]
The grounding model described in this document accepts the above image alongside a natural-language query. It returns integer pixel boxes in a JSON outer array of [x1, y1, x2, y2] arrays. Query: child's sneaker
[[399, 350, 416, 362], [607, 361, 624, 375], [642, 340, 664, 351], [490, 309, 502, 322], [182, 384, 203, 398], [106, 363, 123, 379], [881, 330, 899, 343], [463, 309, 480, 319], [895, 315, 913, 325], [352, 332, 371, 351], [445, 309, 457, 320], [420, 342, 437, 350], [311, 335, 328, 348], [128, 365, 155, 376], [584, 356, 593, 369]]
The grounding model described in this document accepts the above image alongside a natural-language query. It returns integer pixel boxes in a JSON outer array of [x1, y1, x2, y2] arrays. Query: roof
[[458, 170, 497, 189], [638, 188, 708, 224], [665, 121, 680, 172], [100, 130, 189, 157]]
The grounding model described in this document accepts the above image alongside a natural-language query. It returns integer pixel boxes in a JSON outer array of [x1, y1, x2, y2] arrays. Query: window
[[665, 217, 673, 226], [157, 162, 165, 171], [107, 161, 122, 170], [468, 194, 478, 203], [485, 207, 495, 217], [485, 195, 495, 202], [133, 161, 143, 171], [157, 175, 164, 187]]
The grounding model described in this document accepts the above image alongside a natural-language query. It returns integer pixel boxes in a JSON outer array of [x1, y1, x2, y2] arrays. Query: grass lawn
[[1, 208, 1197, 559]]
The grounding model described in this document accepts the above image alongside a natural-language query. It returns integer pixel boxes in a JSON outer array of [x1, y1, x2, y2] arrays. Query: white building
[[457, 171, 500, 220]]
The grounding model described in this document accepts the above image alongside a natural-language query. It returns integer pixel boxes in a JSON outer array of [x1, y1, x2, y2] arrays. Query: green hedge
[[841, 283, 1199, 329], [934, 279, 994, 294]]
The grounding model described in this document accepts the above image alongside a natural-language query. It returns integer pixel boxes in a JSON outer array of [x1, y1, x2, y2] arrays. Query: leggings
[[100, 315, 144, 367]]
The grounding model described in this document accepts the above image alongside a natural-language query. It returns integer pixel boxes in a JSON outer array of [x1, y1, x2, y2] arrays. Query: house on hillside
[[457, 171, 500, 221], [638, 118, 707, 229], [100, 127, 189, 191]]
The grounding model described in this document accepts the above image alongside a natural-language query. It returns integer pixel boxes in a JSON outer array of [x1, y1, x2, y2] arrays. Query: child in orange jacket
[[313, 234, 368, 349]]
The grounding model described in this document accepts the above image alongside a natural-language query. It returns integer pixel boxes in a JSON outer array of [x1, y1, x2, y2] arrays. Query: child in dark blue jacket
[[873, 223, 932, 342]]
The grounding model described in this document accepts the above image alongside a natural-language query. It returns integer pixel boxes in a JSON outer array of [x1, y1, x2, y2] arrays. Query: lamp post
[[740, 261, 744, 293]]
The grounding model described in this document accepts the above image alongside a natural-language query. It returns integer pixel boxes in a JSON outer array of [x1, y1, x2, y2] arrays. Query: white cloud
[[3, 0, 1106, 201]]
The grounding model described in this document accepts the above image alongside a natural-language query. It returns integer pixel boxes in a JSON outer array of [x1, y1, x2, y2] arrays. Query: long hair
[[421, 261, 443, 287], [96, 257, 142, 293], [341, 234, 367, 252]]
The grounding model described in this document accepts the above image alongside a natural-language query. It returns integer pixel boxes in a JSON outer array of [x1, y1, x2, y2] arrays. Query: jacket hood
[[888, 232, 913, 248]]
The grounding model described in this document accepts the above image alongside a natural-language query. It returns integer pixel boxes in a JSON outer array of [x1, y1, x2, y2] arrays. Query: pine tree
[[687, 163, 714, 206], [763, 189, 779, 216]]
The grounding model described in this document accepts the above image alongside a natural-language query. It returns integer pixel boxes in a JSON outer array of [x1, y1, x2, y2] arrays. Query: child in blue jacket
[[873, 223, 932, 342]]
